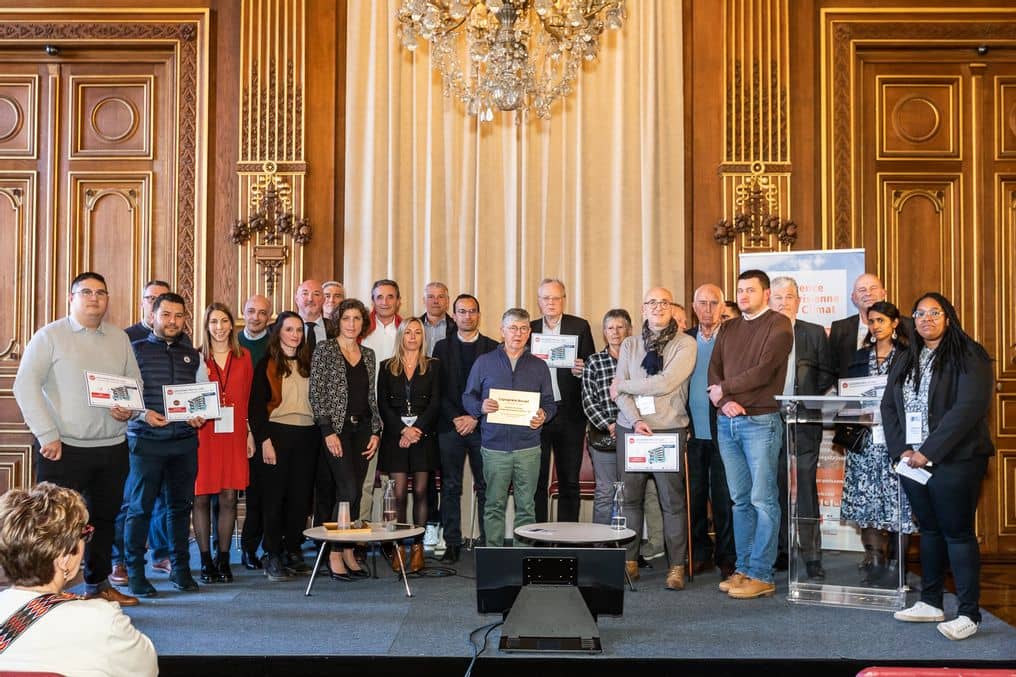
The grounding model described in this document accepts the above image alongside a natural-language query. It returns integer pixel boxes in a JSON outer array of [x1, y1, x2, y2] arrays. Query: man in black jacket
[[529, 278, 596, 523], [432, 294, 498, 562], [770, 277, 837, 578]]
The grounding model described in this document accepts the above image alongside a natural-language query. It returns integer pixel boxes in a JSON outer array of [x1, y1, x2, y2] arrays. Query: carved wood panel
[[0, 11, 209, 493], [0, 75, 37, 158], [825, 9, 1016, 556]]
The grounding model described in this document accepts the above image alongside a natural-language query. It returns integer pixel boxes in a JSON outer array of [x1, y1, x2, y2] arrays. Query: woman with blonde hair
[[0, 482, 157, 675], [194, 302, 254, 583], [377, 317, 441, 573]]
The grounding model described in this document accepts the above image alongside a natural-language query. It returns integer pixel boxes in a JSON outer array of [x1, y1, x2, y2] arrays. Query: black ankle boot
[[216, 552, 233, 583], [200, 551, 219, 583]]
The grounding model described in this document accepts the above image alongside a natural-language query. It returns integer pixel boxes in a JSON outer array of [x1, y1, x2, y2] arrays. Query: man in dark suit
[[529, 278, 596, 522], [418, 281, 458, 549], [432, 294, 498, 562], [770, 277, 837, 578], [830, 273, 882, 377]]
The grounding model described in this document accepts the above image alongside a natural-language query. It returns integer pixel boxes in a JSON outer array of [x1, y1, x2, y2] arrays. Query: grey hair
[[501, 307, 531, 325], [537, 278, 566, 295], [770, 276, 799, 293]]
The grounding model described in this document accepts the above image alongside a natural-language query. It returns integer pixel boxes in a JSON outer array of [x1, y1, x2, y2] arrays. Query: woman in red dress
[[194, 302, 254, 583]]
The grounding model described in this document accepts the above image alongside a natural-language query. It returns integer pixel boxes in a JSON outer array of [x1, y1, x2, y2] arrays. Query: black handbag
[[833, 423, 870, 453], [586, 423, 616, 452]]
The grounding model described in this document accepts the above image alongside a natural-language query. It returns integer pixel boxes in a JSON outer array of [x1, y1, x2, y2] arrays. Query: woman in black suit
[[377, 317, 441, 574], [882, 293, 993, 640]]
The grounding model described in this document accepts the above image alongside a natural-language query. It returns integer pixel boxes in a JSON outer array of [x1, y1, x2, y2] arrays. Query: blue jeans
[[124, 436, 198, 574], [717, 413, 782, 583]]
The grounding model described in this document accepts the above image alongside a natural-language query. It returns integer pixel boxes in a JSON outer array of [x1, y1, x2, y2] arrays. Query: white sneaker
[[937, 615, 979, 640], [894, 601, 945, 622], [423, 524, 440, 549]]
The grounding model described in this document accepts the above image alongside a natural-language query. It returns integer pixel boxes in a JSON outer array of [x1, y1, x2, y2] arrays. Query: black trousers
[[778, 422, 823, 562], [34, 440, 129, 587], [240, 448, 265, 554], [536, 408, 586, 522], [902, 456, 988, 622], [686, 436, 735, 567], [320, 418, 373, 522], [259, 423, 319, 556], [439, 428, 486, 547]]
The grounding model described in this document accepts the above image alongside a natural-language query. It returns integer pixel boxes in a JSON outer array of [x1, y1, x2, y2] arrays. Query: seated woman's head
[[0, 482, 89, 587]]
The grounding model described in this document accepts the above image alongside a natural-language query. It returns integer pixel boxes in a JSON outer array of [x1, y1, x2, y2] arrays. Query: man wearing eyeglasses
[[432, 294, 498, 561], [528, 278, 595, 523], [610, 287, 697, 589], [125, 280, 171, 343], [14, 272, 146, 607], [463, 308, 556, 546]]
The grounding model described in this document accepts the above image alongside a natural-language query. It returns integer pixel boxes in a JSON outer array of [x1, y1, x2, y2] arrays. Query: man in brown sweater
[[707, 269, 793, 599]]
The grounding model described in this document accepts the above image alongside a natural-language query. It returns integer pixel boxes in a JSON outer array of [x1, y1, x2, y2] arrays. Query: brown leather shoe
[[391, 546, 404, 573], [718, 572, 746, 592], [665, 565, 686, 590], [625, 560, 640, 582], [109, 563, 129, 586], [86, 586, 139, 607], [409, 543, 426, 574], [151, 558, 172, 574], [692, 560, 711, 575], [727, 576, 776, 599]]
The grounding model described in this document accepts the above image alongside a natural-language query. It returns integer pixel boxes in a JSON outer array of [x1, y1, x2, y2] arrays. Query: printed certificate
[[486, 388, 539, 427], [530, 333, 578, 369], [162, 382, 221, 421], [84, 371, 145, 411], [837, 375, 887, 398], [623, 434, 680, 472]]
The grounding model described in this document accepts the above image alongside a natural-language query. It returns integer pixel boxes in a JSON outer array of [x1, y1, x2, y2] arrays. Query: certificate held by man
[[162, 382, 221, 422], [530, 333, 579, 369], [486, 388, 540, 427]]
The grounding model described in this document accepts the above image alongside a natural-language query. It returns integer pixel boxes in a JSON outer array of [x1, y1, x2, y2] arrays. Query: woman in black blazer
[[377, 317, 441, 573], [882, 293, 993, 640]]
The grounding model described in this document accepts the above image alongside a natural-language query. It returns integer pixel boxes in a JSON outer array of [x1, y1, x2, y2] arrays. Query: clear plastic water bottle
[[382, 479, 397, 531], [610, 481, 626, 530]]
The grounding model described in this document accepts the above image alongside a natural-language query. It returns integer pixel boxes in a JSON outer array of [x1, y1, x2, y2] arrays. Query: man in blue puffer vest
[[125, 292, 209, 597]]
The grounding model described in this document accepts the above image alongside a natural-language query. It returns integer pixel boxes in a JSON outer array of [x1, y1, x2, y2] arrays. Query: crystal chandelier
[[397, 0, 626, 121]]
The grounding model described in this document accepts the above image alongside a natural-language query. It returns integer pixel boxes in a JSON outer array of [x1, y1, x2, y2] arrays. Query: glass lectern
[[776, 395, 906, 611]]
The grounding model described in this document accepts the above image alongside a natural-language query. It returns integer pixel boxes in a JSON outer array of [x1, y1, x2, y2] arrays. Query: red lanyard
[[210, 353, 233, 406]]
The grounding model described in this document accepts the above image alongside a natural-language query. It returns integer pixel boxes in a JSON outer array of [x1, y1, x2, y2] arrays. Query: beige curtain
[[343, 1, 684, 339]]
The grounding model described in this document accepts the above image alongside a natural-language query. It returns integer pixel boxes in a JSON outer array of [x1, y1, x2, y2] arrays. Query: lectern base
[[499, 585, 602, 653]]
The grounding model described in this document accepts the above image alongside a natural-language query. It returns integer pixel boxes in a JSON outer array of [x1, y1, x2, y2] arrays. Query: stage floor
[[110, 544, 1016, 674]]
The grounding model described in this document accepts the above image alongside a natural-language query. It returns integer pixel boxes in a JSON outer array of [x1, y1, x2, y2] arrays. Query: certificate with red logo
[[84, 371, 145, 411], [162, 382, 221, 421], [623, 434, 680, 472]]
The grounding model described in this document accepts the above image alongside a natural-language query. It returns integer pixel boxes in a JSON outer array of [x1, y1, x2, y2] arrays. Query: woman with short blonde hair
[[0, 482, 157, 675]]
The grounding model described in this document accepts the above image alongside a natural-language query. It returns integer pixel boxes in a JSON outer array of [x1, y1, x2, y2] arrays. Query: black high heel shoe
[[328, 566, 355, 582], [346, 565, 371, 579], [200, 552, 219, 583], [216, 553, 234, 583]]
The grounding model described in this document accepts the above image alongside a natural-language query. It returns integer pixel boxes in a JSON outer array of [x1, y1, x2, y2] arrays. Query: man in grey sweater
[[610, 287, 697, 590], [14, 272, 161, 607]]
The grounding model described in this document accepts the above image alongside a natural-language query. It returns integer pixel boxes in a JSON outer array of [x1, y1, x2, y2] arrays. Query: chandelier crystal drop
[[398, 0, 626, 121]]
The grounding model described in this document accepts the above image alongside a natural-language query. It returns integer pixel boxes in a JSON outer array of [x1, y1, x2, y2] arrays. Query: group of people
[[2, 266, 995, 675]]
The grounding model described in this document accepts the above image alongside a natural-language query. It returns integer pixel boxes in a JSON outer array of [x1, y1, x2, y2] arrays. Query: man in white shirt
[[358, 279, 404, 520]]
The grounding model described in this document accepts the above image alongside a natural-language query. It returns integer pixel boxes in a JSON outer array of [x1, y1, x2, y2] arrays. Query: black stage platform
[[116, 546, 1016, 677]]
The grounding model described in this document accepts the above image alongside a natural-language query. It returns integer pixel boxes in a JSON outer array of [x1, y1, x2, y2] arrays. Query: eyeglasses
[[80, 524, 95, 543], [643, 300, 674, 309], [73, 289, 109, 298], [504, 325, 531, 334], [538, 296, 564, 303], [142, 294, 159, 302], [455, 308, 479, 315], [913, 310, 944, 320]]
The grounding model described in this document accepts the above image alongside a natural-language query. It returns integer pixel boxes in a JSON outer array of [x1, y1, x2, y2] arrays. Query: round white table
[[513, 522, 638, 591], [302, 524, 425, 597]]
